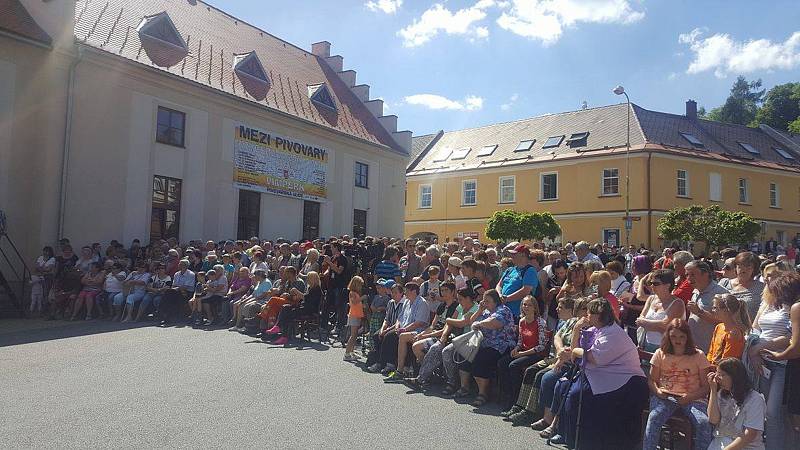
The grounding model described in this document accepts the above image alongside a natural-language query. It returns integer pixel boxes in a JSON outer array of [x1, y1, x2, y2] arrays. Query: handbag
[[451, 329, 483, 364]]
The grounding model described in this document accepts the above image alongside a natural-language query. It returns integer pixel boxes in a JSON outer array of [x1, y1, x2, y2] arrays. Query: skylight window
[[137, 12, 188, 52], [308, 84, 336, 111], [680, 132, 704, 148], [567, 132, 589, 147], [233, 51, 268, 85], [432, 148, 453, 162], [542, 136, 564, 149], [735, 142, 759, 155], [774, 147, 795, 160], [451, 148, 471, 160], [477, 144, 498, 157], [514, 140, 535, 152]]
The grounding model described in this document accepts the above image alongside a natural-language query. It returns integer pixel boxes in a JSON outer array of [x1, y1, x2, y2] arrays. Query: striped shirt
[[758, 305, 791, 341], [374, 260, 401, 280]]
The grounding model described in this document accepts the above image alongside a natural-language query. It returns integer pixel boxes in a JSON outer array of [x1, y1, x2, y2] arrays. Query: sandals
[[471, 394, 488, 407], [530, 419, 550, 431], [441, 385, 458, 397], [540, 425, 556, 438]]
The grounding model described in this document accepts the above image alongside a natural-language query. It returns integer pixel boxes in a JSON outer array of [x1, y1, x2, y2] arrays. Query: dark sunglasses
[[648, 281, 664, 287]]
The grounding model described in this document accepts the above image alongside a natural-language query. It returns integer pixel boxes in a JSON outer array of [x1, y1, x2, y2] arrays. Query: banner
[[233, 124, 328, 201]]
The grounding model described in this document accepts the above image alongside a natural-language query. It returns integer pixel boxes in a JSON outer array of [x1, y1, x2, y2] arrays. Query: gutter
[[0, 29, 52, 50], [57, 45, 84, 240]]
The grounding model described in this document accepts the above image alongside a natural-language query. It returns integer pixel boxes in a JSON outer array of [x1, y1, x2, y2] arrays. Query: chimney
[[311, 41, 331, 57], [686, 99, 697, 120]]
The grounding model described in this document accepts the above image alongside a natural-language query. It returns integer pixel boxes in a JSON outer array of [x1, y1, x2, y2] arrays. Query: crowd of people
[[26, 235, 800, 449]]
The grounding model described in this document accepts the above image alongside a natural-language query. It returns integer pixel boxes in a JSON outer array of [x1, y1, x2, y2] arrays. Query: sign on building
[[233, 124, 328, 201]]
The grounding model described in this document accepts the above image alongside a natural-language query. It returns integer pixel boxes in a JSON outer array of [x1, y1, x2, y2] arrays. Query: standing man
[[574, 241, 601, 266], [374, 246, 402, 284], [327, 241, 350, 334], [495, 244, 538, 320], [685, 260, 729, 352]]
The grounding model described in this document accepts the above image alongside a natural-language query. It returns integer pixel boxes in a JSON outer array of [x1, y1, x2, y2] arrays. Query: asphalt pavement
[[0, 320, 559, 449]]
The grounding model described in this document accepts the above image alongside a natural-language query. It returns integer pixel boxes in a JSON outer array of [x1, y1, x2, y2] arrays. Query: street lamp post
[[613, 85, 631, 249]]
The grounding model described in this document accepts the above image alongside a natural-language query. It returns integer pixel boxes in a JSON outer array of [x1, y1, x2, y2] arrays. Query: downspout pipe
[[646, 151, 652, 249], [57, 45, 83, 240]]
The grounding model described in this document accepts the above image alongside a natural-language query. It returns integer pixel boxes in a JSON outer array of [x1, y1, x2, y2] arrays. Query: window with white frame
[[676, 169, 689, 197], [499, 176, 515, 203], [602, 168, 619, 195], [738, 178, 749, 203], [769, 182, 779, 207], [419, 184, 432, 209], [540, 172, 558, 200], [709, 172, 721, 201], [462, 180, 477, 206]]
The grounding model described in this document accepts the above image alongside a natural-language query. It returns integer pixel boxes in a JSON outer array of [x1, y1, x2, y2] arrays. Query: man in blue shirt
[[374, 246, 402, 283], [496, 244, 538, 318]]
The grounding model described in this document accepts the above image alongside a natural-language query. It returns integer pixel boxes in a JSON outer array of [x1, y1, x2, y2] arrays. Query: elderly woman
[[301, 248, 321, 278], [558, 298, 649, 449], [671, 250, 696, 304], [719, 252, 764, 322], [135, 263, 172, 322], [636, 269, 686, 351], [448, 289, 517, 407]]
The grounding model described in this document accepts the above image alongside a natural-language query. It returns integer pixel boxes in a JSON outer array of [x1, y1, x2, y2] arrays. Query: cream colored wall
[[59, 51, 406, 248]]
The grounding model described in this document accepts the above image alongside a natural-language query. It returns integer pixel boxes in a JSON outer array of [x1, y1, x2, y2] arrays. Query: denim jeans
[[139, 293, 163, 315], [643, 396, 712, 450], [540, 365, 570, 411], [759, 359, 786, 450], [124, 290, 146, 306]]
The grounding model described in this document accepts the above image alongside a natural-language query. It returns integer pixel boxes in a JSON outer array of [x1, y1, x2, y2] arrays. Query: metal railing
[[0, 232, 31, 314]]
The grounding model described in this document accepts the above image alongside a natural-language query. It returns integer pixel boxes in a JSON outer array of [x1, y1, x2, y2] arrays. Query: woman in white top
[[300, 248, 320, 278], [748, 273, 793, 450], [636, 269, 686, 351], [30, 246, 57, 314], [707, 357, 766, 450]]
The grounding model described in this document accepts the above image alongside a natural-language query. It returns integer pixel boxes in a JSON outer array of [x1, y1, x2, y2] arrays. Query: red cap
[[508, 244, 530, 256]]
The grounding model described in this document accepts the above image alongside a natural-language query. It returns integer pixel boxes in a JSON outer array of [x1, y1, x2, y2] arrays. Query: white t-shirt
[[104, 271, 126, 293], [710, 390, 765, 450]]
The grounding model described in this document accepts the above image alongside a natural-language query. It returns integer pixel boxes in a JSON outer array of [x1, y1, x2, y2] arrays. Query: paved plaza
[[1, 321, 555, 449]]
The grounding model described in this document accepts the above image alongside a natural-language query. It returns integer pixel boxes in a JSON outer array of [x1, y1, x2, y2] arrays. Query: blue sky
[[206, 0, 800, 136]]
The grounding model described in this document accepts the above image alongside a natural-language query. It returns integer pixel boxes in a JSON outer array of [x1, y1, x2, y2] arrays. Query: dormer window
[[137, 12, 188, 52], [451, 148, 471, 160], [234, 52, 268, 85], [308, 83, 336, 111], [680, 132, 704, 148], [567, 132, 589, 147]]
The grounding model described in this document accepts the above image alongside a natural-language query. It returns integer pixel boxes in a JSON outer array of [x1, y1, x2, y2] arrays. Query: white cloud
[[403, 94, 484, 111], [500, 93, 519, 110], [365, 0, 403, 14], [667, 72, 677, 81], [398, 1, 496, 47], [679, 28, 800, 78], [496, 0, 645, 45]]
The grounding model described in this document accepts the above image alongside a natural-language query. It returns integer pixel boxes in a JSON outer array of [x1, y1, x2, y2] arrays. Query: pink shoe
[[265, 325, 281, 334], [273, 336, 288, 345]]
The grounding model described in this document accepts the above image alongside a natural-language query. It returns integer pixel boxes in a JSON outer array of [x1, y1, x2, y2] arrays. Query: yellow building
[[405, 102, 800, 250]]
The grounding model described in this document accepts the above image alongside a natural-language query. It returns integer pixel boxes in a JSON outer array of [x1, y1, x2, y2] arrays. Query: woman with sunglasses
[[636, 269, 686, 351]]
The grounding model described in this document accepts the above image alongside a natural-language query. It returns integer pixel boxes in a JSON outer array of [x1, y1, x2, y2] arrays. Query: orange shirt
[[707, 323, 745, 365], [348, 291, 364, 319]]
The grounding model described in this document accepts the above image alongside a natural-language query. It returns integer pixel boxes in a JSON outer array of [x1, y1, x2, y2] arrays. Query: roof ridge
[[439, 103, 630, 135]]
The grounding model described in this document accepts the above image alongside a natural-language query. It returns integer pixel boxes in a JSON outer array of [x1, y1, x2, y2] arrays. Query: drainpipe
[[646, 151, 652, 249], [57, 45, 84, 240]]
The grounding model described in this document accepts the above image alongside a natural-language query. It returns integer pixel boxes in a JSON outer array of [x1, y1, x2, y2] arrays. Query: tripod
[[546, 363, 585, 450]]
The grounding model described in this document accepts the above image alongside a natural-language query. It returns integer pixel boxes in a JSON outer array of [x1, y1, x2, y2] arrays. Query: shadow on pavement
[[0, 319, 153, 347]]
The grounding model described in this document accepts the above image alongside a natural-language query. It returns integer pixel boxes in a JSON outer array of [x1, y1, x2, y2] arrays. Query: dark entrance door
[[237, 190, 261, 239], [302, 201, 320, 241], [353, 209, 367, 239]]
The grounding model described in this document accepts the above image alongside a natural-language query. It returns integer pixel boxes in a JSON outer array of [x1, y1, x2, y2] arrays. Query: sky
[[205, 0, 800, 137]]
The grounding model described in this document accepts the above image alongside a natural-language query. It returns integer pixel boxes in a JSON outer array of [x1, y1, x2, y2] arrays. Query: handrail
[[0, 233, 31, 313], [1, 234, 32, 279]]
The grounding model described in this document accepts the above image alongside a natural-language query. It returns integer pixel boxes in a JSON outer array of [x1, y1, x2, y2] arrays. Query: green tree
[[752, 82, 800, 131], [790, 118, 800, 133], [705, 76, 765, 126], [657, 205, 760, 250], [485, 210, 561, 243], [485, 209, 521, 243]]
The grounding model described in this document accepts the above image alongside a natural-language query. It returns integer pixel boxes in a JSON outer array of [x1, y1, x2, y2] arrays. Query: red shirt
[[672, 276, 693, 306], [604, 292, 621, 320], [518, 317, 547, 352]]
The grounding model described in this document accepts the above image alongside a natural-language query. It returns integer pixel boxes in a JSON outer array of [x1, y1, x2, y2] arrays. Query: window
[[462, 180, 477, 206], [308, 83, 336, 111], [237, 190, 261, 240], [540, 172, 558, 200], [770, 182, 779, 207], [353, 209, 367, 238], [738, 142, 760, 155], [477, 144, 498, 157], [738, 178, 749, 203], [543, 135, 564, 148], [602, 168, 619, 195], [156, 106, 186, 147], [676, 169, 689, 197], [355, 162, 369, 188], [566, 132, 589, 147], [451, 148, 471, 160], [709, 172, 721, 201], [150, 176, 181, 242], [302, 201, 320, 241], [514, 140, 535, 152], [233, 51, 268, 84], [499, 176, 515, 203], [774, 147, 795, 161], [680, 132, 704, 148], [603, 229, 621, 247], [137, 12, 188, 51], [432, 148, 452, 162], [419, 184, 432, 209]]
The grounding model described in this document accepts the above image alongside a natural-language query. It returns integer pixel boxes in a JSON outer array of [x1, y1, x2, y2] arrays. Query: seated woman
[[71, 262, 105, 320], [135, 263, 172, 322], [222, 267, 252, 326], [498, 296, 549, 416], [444, 289, 517, 407], [187, 271, 208, 322], [116, 261, 151, 322], [263, 271, 324, 345], [199, 264, 229, 326], [636, 269, 686, 351], [707, 357, 766, 450], [643, 319, 713, 450], [255, 266, 306, 330], [229, 269, 271, 332], [557, 298, 649, 449]]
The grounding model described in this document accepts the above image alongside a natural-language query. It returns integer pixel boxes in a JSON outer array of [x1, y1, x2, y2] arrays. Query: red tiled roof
[[0, 0, 52, 46], [74, 0, 404, 153]]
